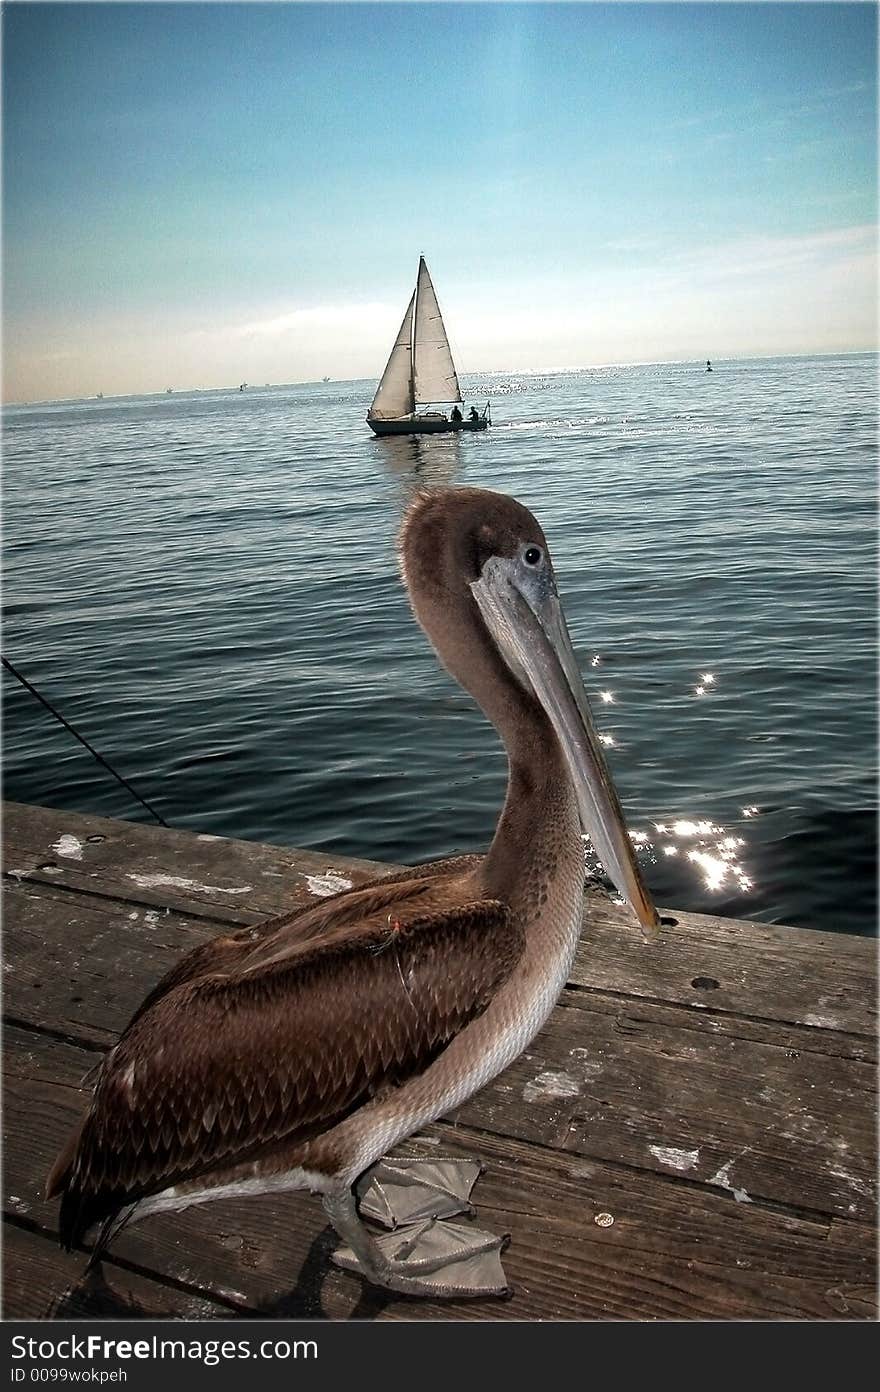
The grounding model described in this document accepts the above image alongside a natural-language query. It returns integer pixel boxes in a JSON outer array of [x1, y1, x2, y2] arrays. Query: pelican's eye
[[523, 545, 543, 567]]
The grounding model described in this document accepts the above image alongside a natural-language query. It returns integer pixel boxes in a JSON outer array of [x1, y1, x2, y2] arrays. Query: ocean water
[[3, 354, 876, 936]]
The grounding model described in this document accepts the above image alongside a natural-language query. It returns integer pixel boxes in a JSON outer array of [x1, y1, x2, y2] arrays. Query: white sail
[[413, 257, 462, 406], [368, 291, 415, 419]]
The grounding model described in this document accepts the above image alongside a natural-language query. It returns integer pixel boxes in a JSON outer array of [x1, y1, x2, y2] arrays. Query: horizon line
[[3, 347, 877, 410]]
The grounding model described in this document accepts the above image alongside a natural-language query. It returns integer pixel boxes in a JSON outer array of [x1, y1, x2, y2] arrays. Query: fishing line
[[1, 654, 169, 827]]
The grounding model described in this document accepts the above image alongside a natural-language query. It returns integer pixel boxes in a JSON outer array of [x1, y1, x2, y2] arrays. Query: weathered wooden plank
[[2, 1222, 236, 1321], [4, 1024, 874, 1321], [451, 997, 876, 1222], [2, 800, 384, 924], [573, 888, 876, 1036], [3, 877, 216, 1047], [564, 988, 875, 1064], [4, 802, 876, 1037]]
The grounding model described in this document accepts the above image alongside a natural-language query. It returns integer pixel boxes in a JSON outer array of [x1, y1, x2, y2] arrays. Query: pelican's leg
[[356, 1156, 484, 1228], [324, 1189, 510, 1299]]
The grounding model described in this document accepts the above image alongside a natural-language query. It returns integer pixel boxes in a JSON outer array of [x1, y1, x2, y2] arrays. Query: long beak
[[471, 559, 660, 938]]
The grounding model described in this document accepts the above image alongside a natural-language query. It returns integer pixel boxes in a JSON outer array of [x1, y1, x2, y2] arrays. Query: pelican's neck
[[481, 695, 583, 907]]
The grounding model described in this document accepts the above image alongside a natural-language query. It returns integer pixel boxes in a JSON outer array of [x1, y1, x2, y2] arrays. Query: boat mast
[[410, 256, 422, 416]]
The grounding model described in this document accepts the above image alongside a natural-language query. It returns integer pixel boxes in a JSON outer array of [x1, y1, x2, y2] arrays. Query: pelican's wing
[[50, 895, 520, 1249], [123, 854, 485, 1026]]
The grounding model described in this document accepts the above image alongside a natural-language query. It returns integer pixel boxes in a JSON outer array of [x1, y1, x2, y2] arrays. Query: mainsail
[[413, 257, 462, 407], [368, 258, 462, 420], [369, 291, 415, 420]]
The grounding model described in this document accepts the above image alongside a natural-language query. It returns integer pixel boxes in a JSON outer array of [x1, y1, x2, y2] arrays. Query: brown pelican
[[47, 487, 658, 1299]]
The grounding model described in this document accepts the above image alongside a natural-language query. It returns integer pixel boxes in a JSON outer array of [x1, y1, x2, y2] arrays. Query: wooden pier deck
[[3, 800, 876, 1321]]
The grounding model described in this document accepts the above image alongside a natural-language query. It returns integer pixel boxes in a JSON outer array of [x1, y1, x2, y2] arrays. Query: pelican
[[47, 487, 658, 1299]]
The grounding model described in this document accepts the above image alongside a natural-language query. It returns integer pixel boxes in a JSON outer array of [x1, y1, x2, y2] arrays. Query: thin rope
[[2, 654, 169, 827]]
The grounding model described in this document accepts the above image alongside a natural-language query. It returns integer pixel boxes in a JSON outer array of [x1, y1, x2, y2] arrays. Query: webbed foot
[[355, 1156, 483, 1228], [331, 1217, 510, 1298]]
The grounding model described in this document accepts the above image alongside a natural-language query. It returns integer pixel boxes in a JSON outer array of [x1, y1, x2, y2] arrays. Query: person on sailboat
[[468, 407, 479, 423], [451, 406, 463, 424]]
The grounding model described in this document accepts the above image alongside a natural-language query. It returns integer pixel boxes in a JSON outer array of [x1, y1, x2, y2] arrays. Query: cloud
[[186, 301, 395, 344], [818, 81, 870, 99], [665, 224, 877, 285]]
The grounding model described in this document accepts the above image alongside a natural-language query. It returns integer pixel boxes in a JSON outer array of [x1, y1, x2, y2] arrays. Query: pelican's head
[[400, 487, 660, 938]]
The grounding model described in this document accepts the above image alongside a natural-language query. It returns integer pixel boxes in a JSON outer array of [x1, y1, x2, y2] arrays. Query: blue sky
[[3, 1, 877, 400]]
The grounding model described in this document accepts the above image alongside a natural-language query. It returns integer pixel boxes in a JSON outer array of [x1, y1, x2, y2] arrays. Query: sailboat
[[367, 257, 490, 436]]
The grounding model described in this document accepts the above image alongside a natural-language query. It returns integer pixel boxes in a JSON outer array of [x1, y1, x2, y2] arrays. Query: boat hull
[[368, 416, 489, 436]]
